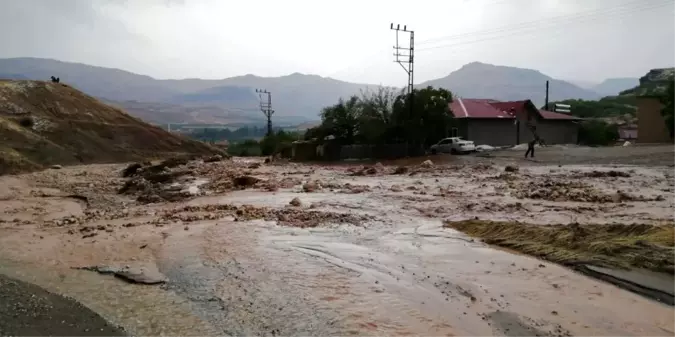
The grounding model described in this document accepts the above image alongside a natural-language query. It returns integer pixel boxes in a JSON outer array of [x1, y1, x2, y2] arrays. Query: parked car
[[430, 137, 476, 154]]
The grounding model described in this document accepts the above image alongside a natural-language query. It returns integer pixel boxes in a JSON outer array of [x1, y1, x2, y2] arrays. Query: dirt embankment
[[0, 274, 126, 336], [444, 219, 675, 304], [0, 80, 222, 175]]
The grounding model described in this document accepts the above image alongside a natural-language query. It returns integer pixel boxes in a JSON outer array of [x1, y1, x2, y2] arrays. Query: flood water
[[0, 159, 673, 336]]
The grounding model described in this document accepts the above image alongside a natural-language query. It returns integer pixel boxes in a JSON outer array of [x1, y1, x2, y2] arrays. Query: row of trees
[[304, 86, 455, 148]]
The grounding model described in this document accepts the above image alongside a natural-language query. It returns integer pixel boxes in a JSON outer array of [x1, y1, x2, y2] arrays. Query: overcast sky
[[1, 0, 673, 86]]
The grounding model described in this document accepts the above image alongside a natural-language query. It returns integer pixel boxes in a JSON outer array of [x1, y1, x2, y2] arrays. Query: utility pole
[[255, 89, 274, 136], [545, 80, 549, 110], [390, 23, 415, 95], [391, 23, 417, 147]]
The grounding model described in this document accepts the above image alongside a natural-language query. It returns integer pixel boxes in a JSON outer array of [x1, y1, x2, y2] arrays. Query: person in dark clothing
[[525, 139, 536, 158]]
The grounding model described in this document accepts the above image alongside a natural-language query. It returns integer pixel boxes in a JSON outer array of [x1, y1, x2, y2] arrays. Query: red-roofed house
[[448, 98, 580, 146]]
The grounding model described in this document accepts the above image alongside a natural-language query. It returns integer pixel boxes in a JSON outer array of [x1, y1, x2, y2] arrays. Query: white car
[[430, 137, 476, 154]]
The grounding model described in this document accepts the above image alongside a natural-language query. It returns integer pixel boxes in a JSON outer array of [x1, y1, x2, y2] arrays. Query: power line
[[417, 1, 671, 52], [255, 89, 274, 136], [416, 0, 666, 47]]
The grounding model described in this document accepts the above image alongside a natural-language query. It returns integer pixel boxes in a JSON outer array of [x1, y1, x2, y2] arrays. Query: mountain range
[[0, 57, 643, 124]]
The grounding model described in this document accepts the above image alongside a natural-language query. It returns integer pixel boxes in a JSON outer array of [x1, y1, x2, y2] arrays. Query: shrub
[[578, 120, 619, 146]]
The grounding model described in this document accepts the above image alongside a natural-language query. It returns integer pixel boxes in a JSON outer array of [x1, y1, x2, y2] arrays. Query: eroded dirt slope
[[0, 80, 220, 175]]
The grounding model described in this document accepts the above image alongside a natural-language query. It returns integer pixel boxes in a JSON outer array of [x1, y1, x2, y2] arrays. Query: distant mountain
[[1, 58, 616, 124], [0, 58, 370, 121], [592, 78, 639, 96], [419, 62, 602, 106]]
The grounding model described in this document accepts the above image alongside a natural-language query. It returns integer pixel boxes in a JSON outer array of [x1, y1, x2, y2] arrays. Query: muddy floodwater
[[0, 145, 674, 336]]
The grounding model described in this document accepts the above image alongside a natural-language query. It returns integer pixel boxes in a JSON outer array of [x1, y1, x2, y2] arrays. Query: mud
[[0, 145, 673, 336]]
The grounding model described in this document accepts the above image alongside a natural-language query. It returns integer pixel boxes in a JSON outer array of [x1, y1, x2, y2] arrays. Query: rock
[[289, 197, 302, 207], [420, 160, 433, 168], [264, 157, 272, 164], [393, 166, 409, 175], [303, 181, 320, 192], [160, 156, 189, 168], [203, 154, 223, 163], [248, 162, 262, 169], [50, 164, 62, 169], [504, 165, 519, 172], [232, 175, 261, 188], [374, 162, 384, 171], [122, 163, 143, 177], [365, 167, 378, 175]]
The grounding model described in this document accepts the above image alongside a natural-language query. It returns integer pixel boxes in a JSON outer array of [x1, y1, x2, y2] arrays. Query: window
[[451, 128, 458, 137], [439, 139, 452, 145]]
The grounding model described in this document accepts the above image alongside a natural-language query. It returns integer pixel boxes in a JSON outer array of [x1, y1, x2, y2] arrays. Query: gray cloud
[[0, 0, 673, 85]]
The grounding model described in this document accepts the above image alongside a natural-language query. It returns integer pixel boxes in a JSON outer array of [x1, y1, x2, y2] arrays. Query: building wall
[[466, 119, 518, 146], [465, 118, 578, 146], [636, 97, 671, 143], [518, 120, 579, 145]]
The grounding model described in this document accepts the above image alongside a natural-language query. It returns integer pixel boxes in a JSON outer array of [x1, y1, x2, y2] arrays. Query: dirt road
[[0, 145, 673, 336]]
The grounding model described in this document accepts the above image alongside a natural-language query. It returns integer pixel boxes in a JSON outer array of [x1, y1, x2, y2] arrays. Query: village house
[[448, 98, 580, 146]]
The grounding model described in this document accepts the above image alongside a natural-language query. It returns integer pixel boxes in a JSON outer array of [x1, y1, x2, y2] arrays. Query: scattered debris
[[504, 165, 519, 173], [50, 165, 62, 170], [122, 163, 143, 177], [289, 197, 302, 207], [420, 160, 434, 168], [393, 166, 409, 175], [203, 154, 224, 163], [232, 175, 261, 188], [74, 264, 167, 285]]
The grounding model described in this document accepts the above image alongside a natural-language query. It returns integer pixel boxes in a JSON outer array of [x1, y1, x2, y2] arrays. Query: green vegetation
[[306, 86, 455, 147], [577, 120, 619, 146], [546, 98, 637, 118], [444, 219, 674, 273], [660, 79, 674, 139], [226, 130, 301, 157]]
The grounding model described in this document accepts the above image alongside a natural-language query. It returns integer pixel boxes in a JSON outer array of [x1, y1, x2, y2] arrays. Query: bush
[[18, 116, 34, 128], [260, 130, 299, 156], [578, 120, 619, 146], [227, 139, 261, 157]]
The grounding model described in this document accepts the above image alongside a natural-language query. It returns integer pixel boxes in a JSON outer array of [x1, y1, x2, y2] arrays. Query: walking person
[[525, 138, 536, 158]]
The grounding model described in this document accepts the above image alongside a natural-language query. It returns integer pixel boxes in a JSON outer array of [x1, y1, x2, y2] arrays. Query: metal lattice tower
[[255, 89, 274, 136]]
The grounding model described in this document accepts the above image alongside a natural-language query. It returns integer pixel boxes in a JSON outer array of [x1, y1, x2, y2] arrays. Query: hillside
[[419, 62, 601, 106], [1, 58, 636, 123], [592, 78, 639, 96], [619, 68, 675, 97], [0, 80, 219, 174], [0, 58, 369, 121]]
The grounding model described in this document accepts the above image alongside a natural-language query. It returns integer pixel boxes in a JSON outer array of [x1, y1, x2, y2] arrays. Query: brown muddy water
[[0, 156, 674, 336]]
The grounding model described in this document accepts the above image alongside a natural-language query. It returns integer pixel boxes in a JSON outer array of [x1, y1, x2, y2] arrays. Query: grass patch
[[443, 220, 674, 273]]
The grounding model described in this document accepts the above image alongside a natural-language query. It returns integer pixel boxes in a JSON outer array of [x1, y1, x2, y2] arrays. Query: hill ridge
[[0, 80, 219, 174]]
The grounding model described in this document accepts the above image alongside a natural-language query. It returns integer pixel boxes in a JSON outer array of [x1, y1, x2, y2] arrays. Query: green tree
[[260, 129, 300, 156], [660, 79, 674, 139], [356, 87, 400, 144], [391, 86, 454, 147], [319, 96, 360, 144], [577, 120, 619, 146]]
